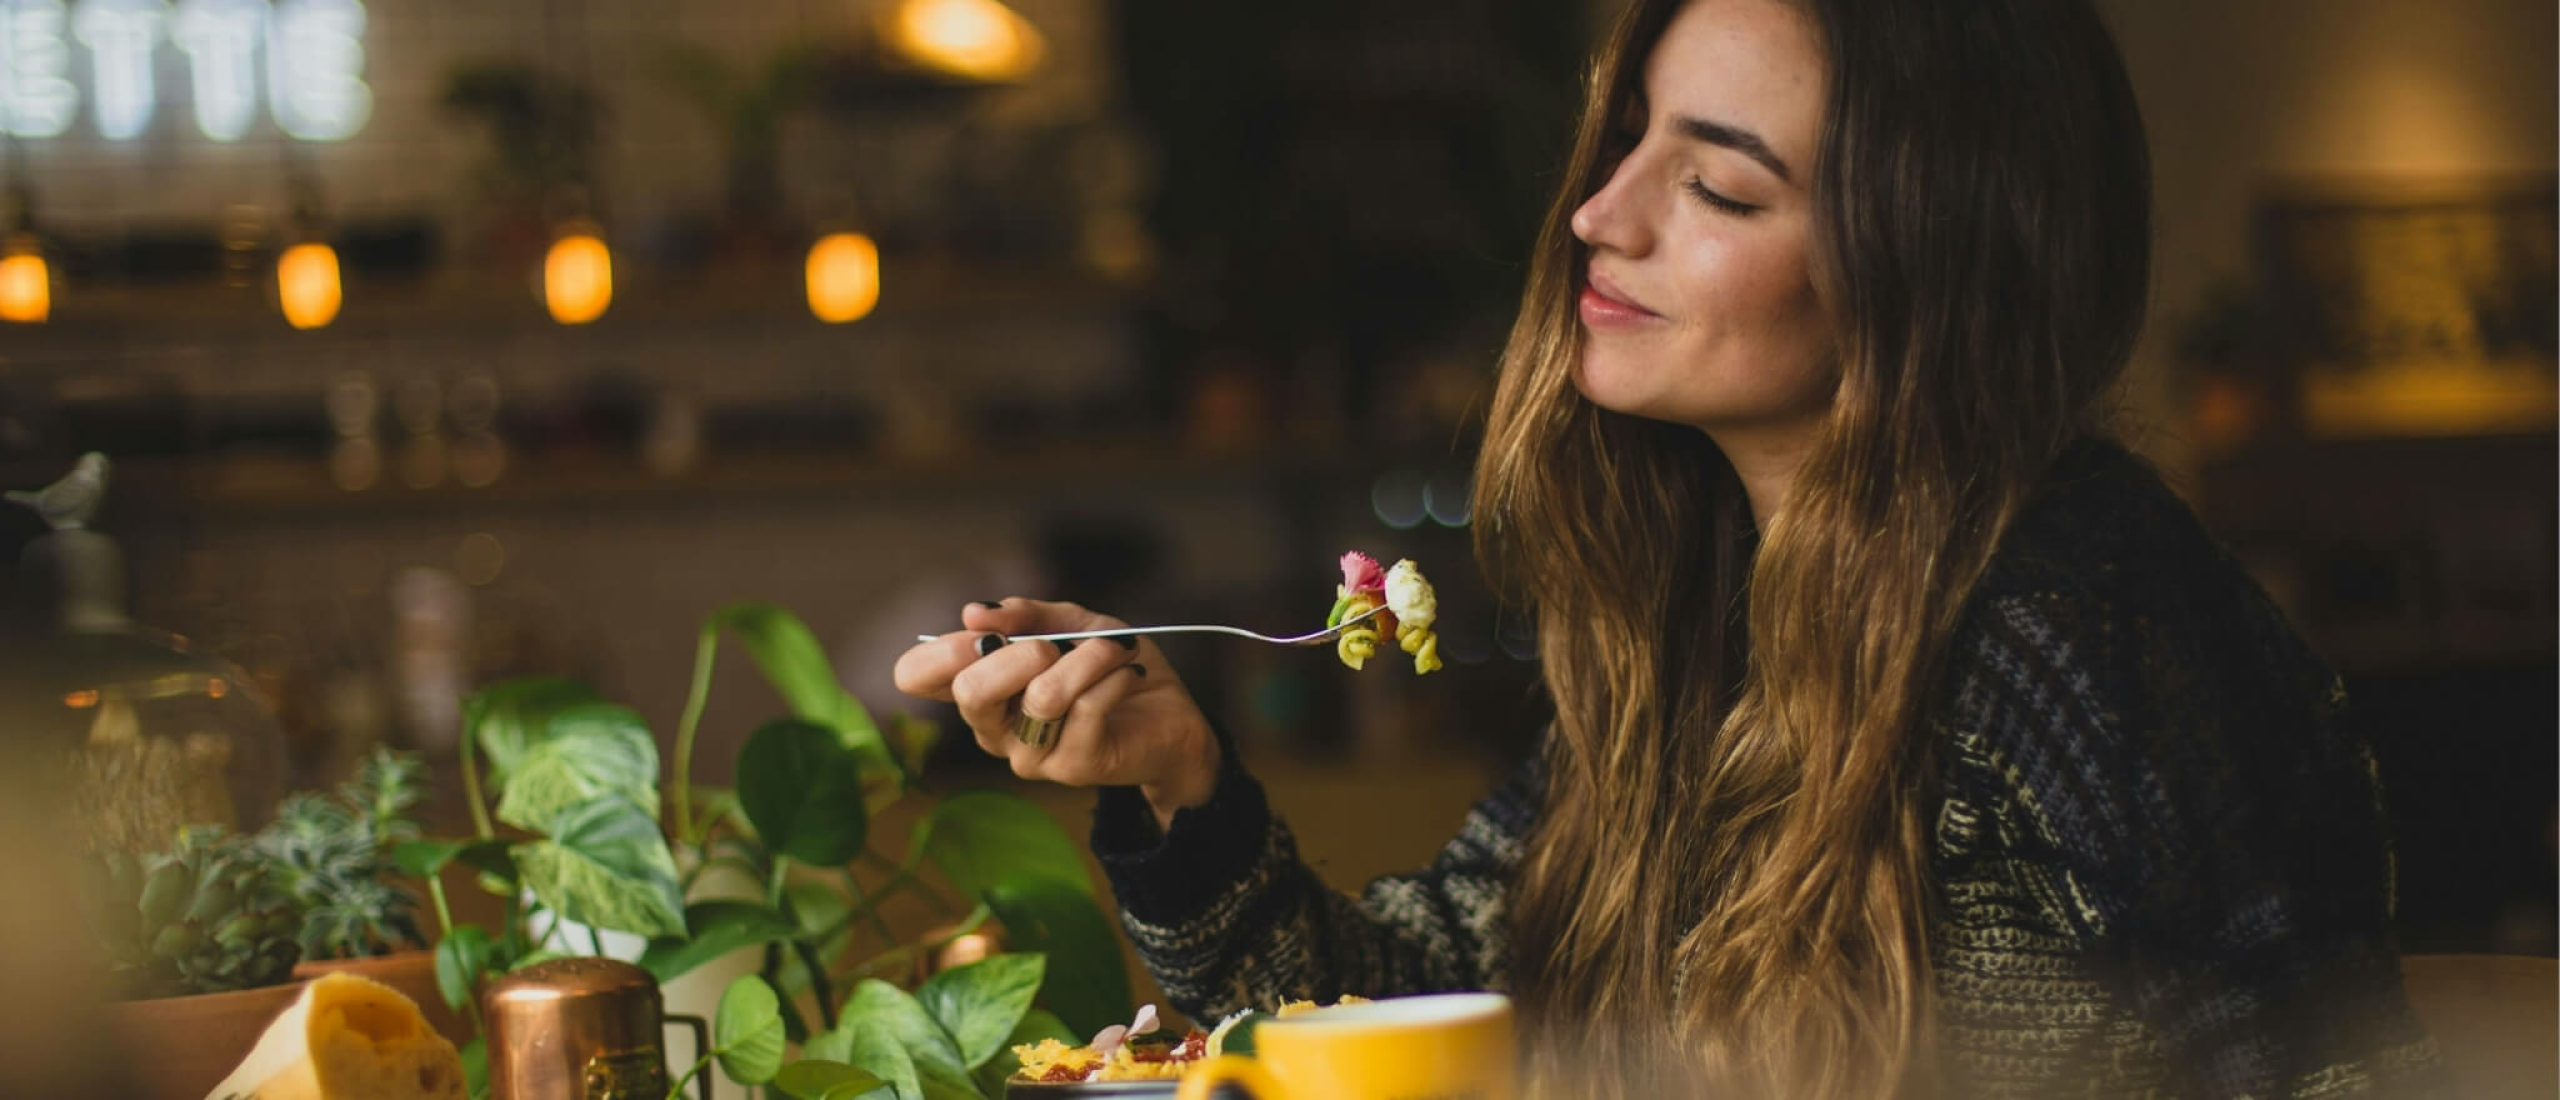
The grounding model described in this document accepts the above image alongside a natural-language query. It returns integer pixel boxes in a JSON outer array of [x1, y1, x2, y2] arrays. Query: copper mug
[[485, 957, 714, 1100]]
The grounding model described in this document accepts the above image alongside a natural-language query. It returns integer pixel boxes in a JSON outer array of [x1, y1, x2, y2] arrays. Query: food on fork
[[1328, 552, 1441, 674]]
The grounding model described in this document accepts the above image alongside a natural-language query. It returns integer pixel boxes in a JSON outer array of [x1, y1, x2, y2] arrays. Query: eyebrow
[[1672, 114, 1794, 184]]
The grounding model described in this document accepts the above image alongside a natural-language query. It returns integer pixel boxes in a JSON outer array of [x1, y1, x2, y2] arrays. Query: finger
[[1017, 636, 1139, 726], [893, 631, 999, 704], [963, 598, 1125, 639], [1019, 661, 1147, 785], [951, 637, 1060, 752]]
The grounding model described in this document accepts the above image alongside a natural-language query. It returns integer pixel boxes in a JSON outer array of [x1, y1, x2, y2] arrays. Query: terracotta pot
[[102, 981, 308, 1100], [293, 948, 466, 1043]]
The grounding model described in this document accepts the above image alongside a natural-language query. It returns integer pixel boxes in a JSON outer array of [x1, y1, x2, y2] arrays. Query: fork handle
[[913, 625, 1218, 644]]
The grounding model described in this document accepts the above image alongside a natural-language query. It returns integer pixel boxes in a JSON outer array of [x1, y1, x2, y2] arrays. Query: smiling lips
[[1578, 271, 1662, 330]]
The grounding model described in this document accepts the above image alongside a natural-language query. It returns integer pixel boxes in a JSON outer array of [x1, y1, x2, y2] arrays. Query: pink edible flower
[[1339, 551, 1385, 596]]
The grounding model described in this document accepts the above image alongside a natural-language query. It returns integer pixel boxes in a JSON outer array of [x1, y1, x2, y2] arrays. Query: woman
[[895, 0, 2446, 1094]]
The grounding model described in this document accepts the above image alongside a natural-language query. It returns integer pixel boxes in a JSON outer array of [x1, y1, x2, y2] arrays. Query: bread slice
[[204, 973, 466, 1100]]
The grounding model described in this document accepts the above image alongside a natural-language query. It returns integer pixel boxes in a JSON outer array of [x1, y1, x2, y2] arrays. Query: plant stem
[[768, 857, 791, 908], [839, 869, 902, 954], [860, 848, 960, 914], [428, 876, 455, 938], [844, 903, 992, 983], [792, 938, 838, 1031], [674, 622, 722, 846], [586, 922, 607, 959], [457, 722, 494, 840], [667, 1050, 719, 1100]]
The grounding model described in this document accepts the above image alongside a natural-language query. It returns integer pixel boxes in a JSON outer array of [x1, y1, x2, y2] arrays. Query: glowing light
[[275, 240, 339, 329], [72, 0, 162, 140], [0, 235, 47, 322], [172, 0, 263, 141], [62, 689, 98, 708], [543, 230, 611, 325], [204, 676, 227, 698], [1, 0, 78, 137], [805, 231, 880, 323], [267, 0, 365, 141], [888, 0, 1041, 82]]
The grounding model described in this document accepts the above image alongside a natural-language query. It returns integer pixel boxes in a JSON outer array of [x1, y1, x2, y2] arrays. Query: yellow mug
[[1173, 992, 1515, 1100]]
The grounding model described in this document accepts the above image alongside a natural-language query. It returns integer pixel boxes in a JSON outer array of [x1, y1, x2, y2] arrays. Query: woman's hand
[[892, 598, 1221, 832]]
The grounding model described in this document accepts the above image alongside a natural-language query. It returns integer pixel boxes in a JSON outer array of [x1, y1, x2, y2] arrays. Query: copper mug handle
[[667, 1013, 714, 1100]]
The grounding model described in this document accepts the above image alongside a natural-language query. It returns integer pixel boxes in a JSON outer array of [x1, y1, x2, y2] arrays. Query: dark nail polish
[[1055, 640, 1079, 653], [1112, 635, 1138, 651], [973, 600, 1003, 610], [974, 634, 1007, 656]]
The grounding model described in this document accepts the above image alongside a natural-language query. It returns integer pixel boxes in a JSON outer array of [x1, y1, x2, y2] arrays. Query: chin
[[1572, 347, 1673, 422]]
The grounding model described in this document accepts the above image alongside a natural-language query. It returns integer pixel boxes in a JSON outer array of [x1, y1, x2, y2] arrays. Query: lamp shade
[[276, 242, 342, 329], [544, 231, 612, 325], [805, 232, 880, 323], [0, 235, 48, 323]]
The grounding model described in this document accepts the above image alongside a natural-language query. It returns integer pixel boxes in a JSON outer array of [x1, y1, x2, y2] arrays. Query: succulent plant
[[256, 746, 428, 960], [95, 825, 302, 998]]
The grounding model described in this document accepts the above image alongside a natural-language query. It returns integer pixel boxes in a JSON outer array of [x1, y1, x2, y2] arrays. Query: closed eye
[[1684, 177, 1760, 216]]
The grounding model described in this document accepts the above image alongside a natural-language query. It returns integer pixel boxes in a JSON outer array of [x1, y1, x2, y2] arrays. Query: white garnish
[[1385, 559, 1437, 630]]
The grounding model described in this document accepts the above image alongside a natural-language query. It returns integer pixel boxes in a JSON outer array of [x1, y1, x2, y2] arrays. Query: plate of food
[[1002, 999, 1365, 1097]]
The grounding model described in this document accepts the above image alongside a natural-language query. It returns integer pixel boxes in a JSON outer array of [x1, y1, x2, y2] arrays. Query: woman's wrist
[[1138, 728, 1222, 834]]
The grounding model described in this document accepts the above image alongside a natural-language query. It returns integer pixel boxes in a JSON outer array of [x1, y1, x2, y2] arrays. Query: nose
[[1570, 150, 1651, 257]]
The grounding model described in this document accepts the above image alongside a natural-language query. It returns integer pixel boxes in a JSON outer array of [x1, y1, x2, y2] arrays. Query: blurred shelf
[[0, 260, 1138, 353], [46, 439, 1372, 519]]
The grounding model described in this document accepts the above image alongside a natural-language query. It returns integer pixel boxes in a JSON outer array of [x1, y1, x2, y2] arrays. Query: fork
[[916, 606, 1384, 648]]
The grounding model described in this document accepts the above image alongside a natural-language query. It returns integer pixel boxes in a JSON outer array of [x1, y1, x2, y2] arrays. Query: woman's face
[[1570, 0, 1833, 446]]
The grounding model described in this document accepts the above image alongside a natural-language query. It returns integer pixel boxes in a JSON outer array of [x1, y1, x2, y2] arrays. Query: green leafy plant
[[256, 745, 430, 960], [91, 825, 302, 998], [409, 601, 1132, 1100]]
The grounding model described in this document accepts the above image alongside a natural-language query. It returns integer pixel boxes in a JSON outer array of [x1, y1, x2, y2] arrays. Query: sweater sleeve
[[1087, 744, 1539, 1025], [1960, 576, 2446, 1098]]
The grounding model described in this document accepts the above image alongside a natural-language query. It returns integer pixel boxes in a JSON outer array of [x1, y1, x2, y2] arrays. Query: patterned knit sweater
[[1088, 440, 2447, 1097]]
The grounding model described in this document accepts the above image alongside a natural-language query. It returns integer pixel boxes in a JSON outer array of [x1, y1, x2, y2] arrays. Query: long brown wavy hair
[[1474, 0, 2152, 1095]]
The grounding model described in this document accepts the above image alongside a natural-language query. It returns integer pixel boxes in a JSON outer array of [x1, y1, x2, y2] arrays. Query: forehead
[[1640, 0, 1826, 162]]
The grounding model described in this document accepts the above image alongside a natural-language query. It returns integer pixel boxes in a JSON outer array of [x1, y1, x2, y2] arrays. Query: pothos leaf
[[713, 974, 787, 1086], [915, 954, 1046, 1069], [495, 703, 661, 833], [433, 925, 496, 1015], [830, 979, 978, 1100], [512, 799, 685, 939], [773, 1060, 890, 1100], [803, 1025, 918, 1100], [918, 791, 1092, 901], [704, 603, 900, 782], [985, 874, 1132, 1037], [637, 901, 800, 984], [462, 677, 600, 789], [737, 719, 869, 866]]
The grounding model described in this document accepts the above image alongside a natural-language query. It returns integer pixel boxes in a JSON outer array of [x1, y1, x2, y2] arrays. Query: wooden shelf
[[31, 438, 1371, 520]]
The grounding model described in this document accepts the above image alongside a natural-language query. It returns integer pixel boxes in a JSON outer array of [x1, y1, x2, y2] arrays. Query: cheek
[[1704, 247, 1827, 371]]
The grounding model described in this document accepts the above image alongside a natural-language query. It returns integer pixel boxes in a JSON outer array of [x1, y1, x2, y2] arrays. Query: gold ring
[[1014, 709, 1064, 748]]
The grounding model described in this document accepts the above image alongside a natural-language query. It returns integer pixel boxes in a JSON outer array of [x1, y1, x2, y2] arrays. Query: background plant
[[91, 825, 303, 999], [257, 745, 429, 960], [404, 601, 1129, 1100]]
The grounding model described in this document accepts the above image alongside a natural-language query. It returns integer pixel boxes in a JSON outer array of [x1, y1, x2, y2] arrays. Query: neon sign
[[0, 0, 369, 141]]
